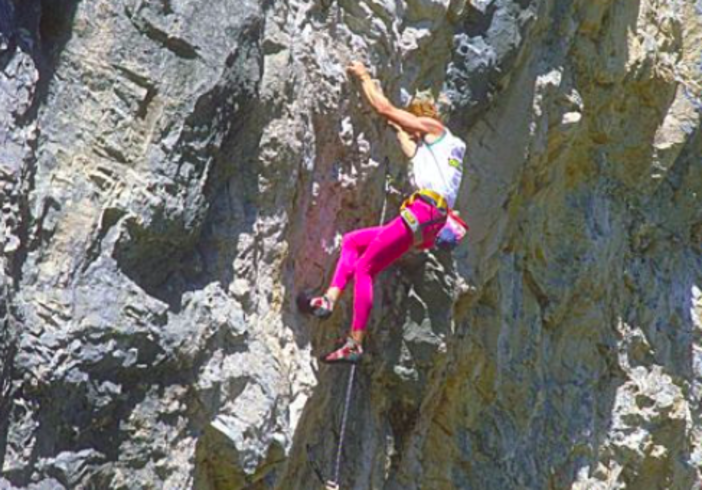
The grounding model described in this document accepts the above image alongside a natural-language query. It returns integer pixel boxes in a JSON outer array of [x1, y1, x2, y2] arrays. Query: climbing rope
[[326, 363, 356, 490], [324, 3, 392, 487]]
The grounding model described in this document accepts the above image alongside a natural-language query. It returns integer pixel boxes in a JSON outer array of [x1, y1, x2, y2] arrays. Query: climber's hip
[[399, 192, 448, 249]]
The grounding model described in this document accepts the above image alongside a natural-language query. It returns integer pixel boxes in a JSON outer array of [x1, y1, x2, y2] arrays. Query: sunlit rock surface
[[0, 0, 700, 488]]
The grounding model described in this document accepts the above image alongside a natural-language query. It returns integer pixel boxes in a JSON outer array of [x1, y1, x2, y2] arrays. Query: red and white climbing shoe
[[320, 337, 363, 364], [297, 292, 333, 319]]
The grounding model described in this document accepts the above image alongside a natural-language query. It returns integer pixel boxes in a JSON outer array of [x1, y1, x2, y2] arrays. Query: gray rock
[[1, 0, 701, 489]]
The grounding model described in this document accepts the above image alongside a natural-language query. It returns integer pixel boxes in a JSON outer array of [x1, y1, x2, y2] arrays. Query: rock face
[[0, 0, 700, 488]]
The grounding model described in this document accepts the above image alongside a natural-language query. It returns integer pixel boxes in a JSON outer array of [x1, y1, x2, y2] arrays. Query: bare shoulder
[[418, 117, 445, 139]]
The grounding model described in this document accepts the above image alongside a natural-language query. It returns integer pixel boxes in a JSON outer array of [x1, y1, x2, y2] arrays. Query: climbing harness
[[406, 188, 449, 210], [325, 363, 357, 490], [399, 189, 449, 247]]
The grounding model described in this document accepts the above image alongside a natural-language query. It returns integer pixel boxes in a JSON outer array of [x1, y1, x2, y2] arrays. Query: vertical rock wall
[[0, 0, 700, 488]]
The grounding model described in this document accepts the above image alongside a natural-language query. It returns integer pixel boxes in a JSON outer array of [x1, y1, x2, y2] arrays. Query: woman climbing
[[299, 61, 467, 364]]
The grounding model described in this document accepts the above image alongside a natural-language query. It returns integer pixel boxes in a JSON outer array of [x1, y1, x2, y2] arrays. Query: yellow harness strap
[[401, 189, 448, 211], [400, 189, 449, 247]]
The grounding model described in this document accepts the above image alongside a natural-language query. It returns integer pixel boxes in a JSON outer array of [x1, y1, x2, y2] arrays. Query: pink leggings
[[330, 199, 446, 332]]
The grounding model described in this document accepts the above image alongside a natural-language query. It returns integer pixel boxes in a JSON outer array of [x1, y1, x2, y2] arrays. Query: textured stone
[[0, 0, 701, 489]]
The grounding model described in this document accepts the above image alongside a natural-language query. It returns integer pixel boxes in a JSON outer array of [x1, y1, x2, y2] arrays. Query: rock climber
[[299, 61, 467, 364]]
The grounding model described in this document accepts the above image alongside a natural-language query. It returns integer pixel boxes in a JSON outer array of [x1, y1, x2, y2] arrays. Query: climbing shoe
[[320, 337, 363, 364], [296, 291, 333, 319]]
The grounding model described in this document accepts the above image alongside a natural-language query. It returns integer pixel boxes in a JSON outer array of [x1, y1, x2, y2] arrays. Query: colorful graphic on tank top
[[448, 146, 465, 169]]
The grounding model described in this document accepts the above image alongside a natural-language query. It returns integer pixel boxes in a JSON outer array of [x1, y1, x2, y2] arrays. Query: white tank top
[[410, 128, 466, 208]]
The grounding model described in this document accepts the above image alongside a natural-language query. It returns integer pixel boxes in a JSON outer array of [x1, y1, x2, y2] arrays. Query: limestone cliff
[[0, 0, 701, 489]]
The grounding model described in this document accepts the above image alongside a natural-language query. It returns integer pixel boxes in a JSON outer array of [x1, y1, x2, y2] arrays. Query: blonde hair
[[407, 91, 439, 120]]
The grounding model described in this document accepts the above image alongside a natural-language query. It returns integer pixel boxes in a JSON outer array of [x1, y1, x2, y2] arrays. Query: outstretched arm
[[347, 62, 444, 137]]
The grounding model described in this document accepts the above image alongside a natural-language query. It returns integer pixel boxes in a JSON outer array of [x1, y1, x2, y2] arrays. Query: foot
[[297, 292, 334, 319], [320, 337, 363, 364], [310, 295, 334, 318]]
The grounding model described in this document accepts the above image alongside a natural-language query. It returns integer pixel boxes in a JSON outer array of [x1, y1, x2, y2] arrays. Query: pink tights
[[329, 199, 445, 332]]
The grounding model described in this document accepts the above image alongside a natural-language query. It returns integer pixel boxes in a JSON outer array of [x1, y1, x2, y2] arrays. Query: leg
[[321, 201, 446, 363], [350, 215, 413, 337], [321, 215, 412, 364], [324, 225, 386, 306], [330, 225, 386, 291]]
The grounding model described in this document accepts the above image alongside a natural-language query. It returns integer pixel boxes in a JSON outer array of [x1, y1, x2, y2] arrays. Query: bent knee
[[341, 230, 365, 251]]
